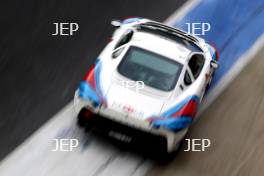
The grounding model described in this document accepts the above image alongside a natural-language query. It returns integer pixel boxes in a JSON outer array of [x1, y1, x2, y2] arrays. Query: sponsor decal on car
[[111, 102, 144, 118]]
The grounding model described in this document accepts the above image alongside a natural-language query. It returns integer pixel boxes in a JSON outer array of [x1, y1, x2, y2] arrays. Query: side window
[[112, 47, 125, 58], [184, 70, 192, 86], [188, 54, 205, 79], [114, 29, 133, 50]]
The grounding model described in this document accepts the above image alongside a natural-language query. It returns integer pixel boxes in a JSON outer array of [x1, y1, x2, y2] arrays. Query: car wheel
[[77, 108, 91, 127], [77, 113, 86, 127]]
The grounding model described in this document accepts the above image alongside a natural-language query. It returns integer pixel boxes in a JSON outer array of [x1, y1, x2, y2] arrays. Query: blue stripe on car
[[152, 116, 192, 131], [162, 95, 199, 118], [78, 81, 100, 105]]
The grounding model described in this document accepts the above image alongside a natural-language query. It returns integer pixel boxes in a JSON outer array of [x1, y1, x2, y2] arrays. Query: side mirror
[[210, 61, 219, 69], [111, 20, 122, 27]]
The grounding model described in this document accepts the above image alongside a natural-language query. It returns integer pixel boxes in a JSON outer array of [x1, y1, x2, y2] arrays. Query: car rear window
[[117, 46, 183, 91]]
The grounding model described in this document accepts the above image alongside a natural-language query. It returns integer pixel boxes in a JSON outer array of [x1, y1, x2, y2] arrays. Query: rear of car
[[74, 18, 218, 153]]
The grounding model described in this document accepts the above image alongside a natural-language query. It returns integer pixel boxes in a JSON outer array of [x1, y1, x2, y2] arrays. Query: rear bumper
[[78, 108, 168, 152], [74, 91, 188, 152]]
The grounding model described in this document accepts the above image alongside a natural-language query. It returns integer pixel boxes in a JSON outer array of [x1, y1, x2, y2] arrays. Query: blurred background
[[0, 0, 264, 176], [0, 0, 185, 160]]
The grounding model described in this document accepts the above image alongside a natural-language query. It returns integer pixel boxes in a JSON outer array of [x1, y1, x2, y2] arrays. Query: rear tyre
[[156, 139, 182, 163], [77, 108, 92, 127], [77, 112, 86, 127], [157, 149, 177, 163]]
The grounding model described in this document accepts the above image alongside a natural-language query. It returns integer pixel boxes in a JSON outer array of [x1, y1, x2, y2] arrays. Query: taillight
[[83, 64, 95, 80], [83, 64, 96, 90], [171, 100, 197, 118], [180, 100, 197, 117]]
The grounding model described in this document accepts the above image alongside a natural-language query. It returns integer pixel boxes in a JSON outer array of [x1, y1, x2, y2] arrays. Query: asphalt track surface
[[0, 0, 185, 161], [1, 0, 264, 176], [147, 45, 264, 176]]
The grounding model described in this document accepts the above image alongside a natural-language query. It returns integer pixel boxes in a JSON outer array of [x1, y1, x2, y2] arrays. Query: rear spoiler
[[138, 21, 199, 43]]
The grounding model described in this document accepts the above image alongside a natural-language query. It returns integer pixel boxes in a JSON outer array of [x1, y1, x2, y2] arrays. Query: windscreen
[[117, 46, 183, 91]]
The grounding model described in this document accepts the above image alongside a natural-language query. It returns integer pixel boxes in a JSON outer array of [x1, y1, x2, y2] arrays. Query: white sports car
[[74, 17, 218, 153]]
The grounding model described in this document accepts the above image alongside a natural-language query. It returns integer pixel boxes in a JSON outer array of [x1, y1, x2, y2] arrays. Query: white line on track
[[0, 102, 150, 176], [2, 0, 263, 175]]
